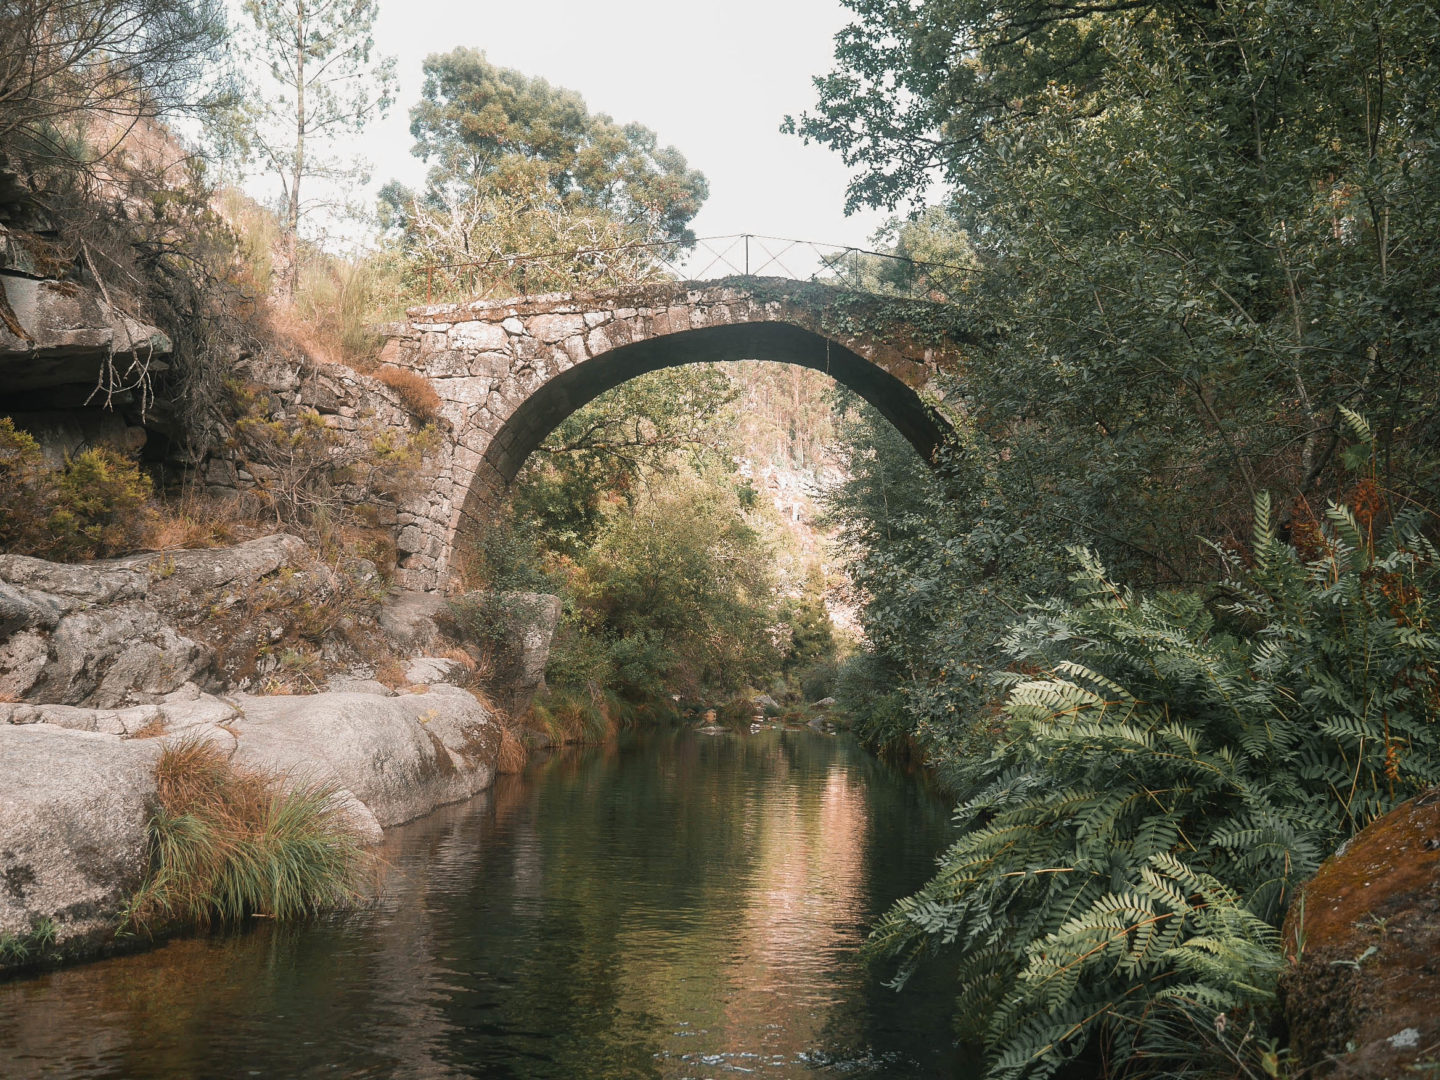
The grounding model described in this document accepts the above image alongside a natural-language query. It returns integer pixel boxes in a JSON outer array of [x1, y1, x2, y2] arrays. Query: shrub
[[0, 419, 156, 560], [123, 737, 366, 932], [798, 658, 840, 702], [713, 695, 759, 727], [0, 418, 52, 550], [835, 652, 922, 758], [872, 493, 1440, 1079], [48, 448, 155, 559]]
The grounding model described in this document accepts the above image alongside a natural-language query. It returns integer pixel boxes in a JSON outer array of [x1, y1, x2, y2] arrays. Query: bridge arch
[[375, 279, 968, 591]]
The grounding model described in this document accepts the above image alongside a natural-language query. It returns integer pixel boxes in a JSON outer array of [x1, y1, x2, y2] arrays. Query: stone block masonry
[[372, 278, 971, 591]]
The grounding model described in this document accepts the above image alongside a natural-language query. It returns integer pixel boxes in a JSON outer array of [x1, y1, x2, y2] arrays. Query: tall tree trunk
[[287, 4, 306, 296]]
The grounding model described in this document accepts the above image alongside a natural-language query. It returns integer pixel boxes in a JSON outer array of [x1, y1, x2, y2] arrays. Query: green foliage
[[408, 48, 706, 240], [0, 917, 57, 968], [798, 0, 1440, 564], [556, 466, 785, 704], [782, 574, 836, 677], [820, 394, 1078, 760], [793, 3, 1440, 1071], [834, 652, 916, 758], [798, 658, 839, 704], [524, 687, 615, 746], [0, 418, 52, 551], [509, 365, 738, 560], [458, 366, 800, 712], [872, 496, 1439, 1078], [48, 449, 156, 559], [381, 48, 707, 300], [0, 418, 155, 560]]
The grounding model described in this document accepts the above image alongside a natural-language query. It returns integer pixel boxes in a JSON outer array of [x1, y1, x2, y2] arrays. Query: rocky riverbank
[[0, 536, 555, 976]]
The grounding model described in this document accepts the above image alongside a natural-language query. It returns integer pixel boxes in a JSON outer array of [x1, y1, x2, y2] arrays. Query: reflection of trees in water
[[0, 730, 956, 1079], [709, 762, 871, 1062]]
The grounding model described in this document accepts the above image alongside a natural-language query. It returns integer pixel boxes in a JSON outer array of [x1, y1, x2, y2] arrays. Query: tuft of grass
[[495, 723, 528, 773], [122, 737, 366, 934], [0, 918, 57, 966], [145, 486, 250, 550]]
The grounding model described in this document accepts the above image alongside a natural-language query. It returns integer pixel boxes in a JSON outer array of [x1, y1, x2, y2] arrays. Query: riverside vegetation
[[795, 0, 1440, 1076], [4, 0, 1440, 1077], [0, 0, 841, 965]]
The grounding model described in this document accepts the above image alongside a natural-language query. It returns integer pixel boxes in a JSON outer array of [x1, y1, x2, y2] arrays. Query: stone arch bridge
[[375, 278, 970, 592]]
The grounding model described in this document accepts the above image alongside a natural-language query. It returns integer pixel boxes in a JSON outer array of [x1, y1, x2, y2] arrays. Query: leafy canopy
[[409, 47, 707, 243]]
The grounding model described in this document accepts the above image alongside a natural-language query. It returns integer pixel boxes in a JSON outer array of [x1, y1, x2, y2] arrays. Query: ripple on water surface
[[0, 727, 969, 1079]]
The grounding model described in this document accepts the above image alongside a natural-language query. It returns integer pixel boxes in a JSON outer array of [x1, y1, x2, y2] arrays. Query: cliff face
[[0, 161, 174, 468], [1280, 790, 1440, 1077]]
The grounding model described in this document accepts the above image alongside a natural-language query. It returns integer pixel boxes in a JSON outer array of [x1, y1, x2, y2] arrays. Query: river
[[0, 726, 968, 1079]]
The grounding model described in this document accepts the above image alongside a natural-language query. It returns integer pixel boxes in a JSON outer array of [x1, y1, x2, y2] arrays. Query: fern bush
[[874, 492, 1439, 1079]]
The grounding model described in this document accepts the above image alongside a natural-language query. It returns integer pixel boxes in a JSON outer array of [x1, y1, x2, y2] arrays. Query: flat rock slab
[[2, 683, 238, 736], [227, 685, 498, 841], [404, 656, 464, 685], [0, 725, 159, 947]]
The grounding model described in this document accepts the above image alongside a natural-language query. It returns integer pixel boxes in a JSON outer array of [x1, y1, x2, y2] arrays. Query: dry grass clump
[[374, 366, 444, 425], [495, 723, 529, 773], [145, 487, 256, 550], [374, 657, 408, 689], [440, 647, 477, 672], [461, 686, 528, 773], [261, 248, 395, 369], [122, 737, 366, 934]]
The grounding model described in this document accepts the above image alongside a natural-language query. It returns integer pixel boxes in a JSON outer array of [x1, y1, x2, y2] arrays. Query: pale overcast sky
[[326, 0, 890, 251]]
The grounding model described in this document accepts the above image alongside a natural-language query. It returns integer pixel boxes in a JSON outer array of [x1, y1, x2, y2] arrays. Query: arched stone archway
[[375, 278, 970, 591]]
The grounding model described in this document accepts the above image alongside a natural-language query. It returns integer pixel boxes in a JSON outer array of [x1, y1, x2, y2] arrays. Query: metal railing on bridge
[[420, 233, 977, 306]]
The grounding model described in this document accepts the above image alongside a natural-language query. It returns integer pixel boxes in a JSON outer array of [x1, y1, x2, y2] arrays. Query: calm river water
[[0, 726, 968, 1079]]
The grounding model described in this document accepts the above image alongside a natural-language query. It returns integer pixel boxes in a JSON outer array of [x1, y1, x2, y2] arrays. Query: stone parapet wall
[[200, 353, 442, 586]]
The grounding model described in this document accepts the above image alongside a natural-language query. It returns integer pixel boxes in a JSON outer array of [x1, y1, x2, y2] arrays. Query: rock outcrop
[[0, 273, 171, 392], [0, 535, 552, 974], [1279, 789, 1440, 1077], [227, 684, 496, 841], [1, 676, 498, 964], [501, 592, 561, 704], [1, 152, 176, 470], [0, 535, 307, 706], [0, 726, 161, 955], [379, 589, 449, 653]]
